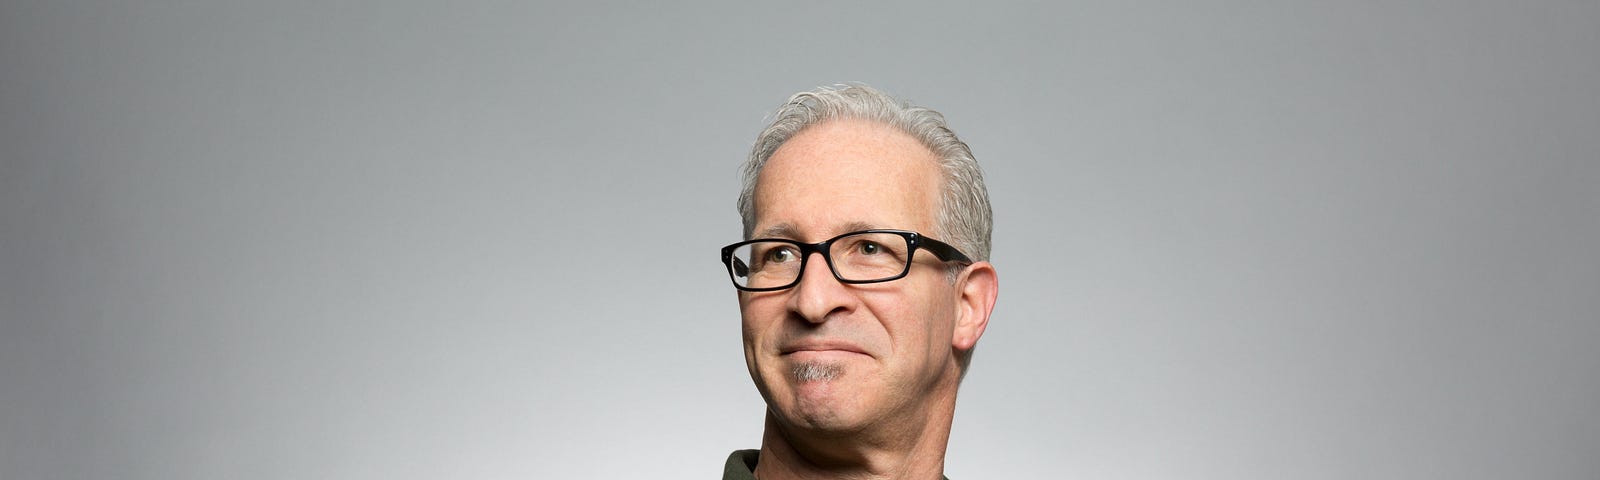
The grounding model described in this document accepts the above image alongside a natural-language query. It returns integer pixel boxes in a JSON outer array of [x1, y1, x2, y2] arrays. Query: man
[[719, 84, 1000, 479]]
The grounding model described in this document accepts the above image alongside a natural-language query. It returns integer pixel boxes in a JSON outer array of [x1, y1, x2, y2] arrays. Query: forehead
[[752, 119, 942, 240]]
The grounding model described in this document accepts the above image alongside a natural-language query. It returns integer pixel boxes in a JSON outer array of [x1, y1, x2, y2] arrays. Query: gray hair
[[736, 84, 993, 263]]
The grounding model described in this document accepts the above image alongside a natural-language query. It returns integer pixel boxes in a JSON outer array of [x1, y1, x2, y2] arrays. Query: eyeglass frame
[[720, 229, 973, 292]]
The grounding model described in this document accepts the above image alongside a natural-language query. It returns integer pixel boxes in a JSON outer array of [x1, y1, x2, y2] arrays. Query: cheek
[[864, 282, 956, 352], [860, 294, 923, 345], [738, 295, 784, 344]]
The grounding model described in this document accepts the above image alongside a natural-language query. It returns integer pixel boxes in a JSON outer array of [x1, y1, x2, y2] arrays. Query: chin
[[780, 377, 874, 433]]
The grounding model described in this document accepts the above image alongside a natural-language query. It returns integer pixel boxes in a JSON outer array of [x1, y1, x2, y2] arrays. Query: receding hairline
[[745, 119, 947, 241]]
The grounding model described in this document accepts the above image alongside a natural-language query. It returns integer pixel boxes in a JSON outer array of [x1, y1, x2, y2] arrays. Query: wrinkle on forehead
[[754, 221, 881, 241]]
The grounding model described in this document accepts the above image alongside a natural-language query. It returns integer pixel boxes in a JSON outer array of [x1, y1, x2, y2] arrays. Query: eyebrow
[[753, 221, 881, 241], [753, 223, 798, 239]]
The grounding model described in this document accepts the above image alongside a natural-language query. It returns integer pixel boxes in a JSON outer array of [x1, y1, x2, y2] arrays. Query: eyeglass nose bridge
[[795, 237, 846, 287]]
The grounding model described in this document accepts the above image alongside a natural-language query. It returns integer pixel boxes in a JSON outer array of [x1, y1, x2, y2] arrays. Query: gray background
[[2, 2, 1596, 479]]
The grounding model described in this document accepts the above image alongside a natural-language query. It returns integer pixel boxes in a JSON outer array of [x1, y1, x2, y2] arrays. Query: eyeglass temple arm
[[918, 236, 972, 263]]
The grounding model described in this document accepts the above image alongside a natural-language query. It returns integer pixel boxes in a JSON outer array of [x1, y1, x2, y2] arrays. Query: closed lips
[[781, 342, 867, 355]]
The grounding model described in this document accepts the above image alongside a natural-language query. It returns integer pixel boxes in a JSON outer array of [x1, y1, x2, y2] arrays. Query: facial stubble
[[792, 361, 843, 382]]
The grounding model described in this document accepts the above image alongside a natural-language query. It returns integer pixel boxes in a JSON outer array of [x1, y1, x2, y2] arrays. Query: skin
[[739, 119, 999, 479]]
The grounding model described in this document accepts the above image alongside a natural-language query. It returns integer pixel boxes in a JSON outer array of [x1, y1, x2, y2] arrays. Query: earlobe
[[952, 262, 998, 351]]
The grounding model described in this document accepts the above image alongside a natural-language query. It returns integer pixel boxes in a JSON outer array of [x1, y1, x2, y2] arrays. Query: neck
[[753, 380, 958, 480]]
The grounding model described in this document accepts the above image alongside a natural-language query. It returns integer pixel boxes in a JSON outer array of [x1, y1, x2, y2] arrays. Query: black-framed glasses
[[720, 229, 972, 292]]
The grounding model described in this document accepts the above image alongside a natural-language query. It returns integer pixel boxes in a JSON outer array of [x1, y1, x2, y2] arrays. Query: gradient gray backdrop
[[3, 2, 1597, 479]]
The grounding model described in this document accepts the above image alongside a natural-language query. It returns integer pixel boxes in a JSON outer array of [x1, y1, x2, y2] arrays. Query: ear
[[952, 261, 998, 351]]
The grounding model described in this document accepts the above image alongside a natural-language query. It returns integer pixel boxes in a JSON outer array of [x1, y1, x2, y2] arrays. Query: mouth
[[780, 341, 869, 357]]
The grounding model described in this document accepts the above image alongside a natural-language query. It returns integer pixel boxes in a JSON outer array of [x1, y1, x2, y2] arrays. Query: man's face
[[740, 119, 963, 433]]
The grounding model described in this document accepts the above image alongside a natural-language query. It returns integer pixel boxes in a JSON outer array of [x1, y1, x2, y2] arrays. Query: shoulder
[[721, 449, 759, 480]]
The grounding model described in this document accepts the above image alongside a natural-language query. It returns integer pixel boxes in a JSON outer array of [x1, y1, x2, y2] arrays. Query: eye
[[857, 241, 882, 255], [766, 247, 798, 263]]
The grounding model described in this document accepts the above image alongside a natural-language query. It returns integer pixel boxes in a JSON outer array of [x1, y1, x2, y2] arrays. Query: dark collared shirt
[[722, 450, 760, 480]]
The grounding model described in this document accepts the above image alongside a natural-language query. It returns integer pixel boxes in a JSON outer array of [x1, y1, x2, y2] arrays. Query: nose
[[786, 250, 854, 324]]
